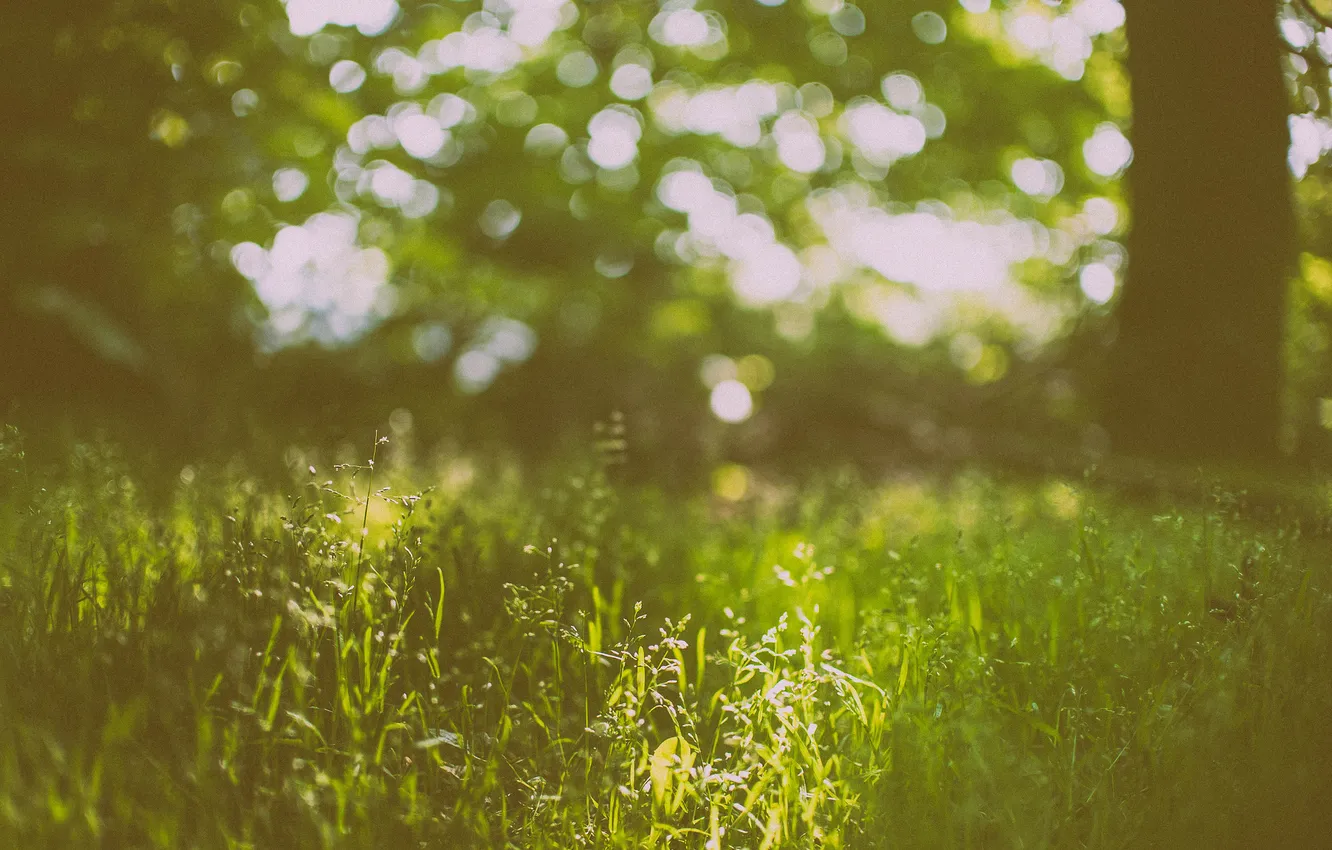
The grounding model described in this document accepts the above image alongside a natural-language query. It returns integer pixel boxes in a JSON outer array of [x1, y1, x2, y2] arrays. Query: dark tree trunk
[[1107, 0, 1294, 462]]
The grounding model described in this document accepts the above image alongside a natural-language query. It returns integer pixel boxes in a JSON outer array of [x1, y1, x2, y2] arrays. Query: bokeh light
[[1083, 123, 1133, 177], [1011, 157, 1064, 198], [912, 11, 947, 45], [710, 379, 754, 423], [557, 51, 599, 87], [1079, 262, 1116, 304], [329, 60, 366, 93], [587, 107, 642, 170], [231, 212, 392, 347], [272, 168, 309, 203], [284, 0, 399, 37], [480, 200, 522, 240], [610, 64, 653, 101]]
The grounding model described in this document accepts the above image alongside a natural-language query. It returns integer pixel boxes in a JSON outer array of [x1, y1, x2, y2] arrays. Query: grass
[[1, 423, 1331, 848]]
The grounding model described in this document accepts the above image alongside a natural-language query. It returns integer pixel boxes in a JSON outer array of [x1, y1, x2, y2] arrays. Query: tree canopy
[[5, 0, 1332, 470]]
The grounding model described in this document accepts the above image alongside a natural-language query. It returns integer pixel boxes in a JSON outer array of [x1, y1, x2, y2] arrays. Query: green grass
[[1, 425, 1331, 848]]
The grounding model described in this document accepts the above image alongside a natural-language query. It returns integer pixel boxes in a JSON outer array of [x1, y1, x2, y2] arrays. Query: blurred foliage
[[5, 0, 1332, 471]]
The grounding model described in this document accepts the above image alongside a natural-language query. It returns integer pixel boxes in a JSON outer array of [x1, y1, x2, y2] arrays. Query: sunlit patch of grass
[[1, 426, 1330, 848]]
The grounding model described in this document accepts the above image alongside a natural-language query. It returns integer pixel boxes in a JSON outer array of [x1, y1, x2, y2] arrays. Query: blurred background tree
[[1108, 0, 1293, 463], [4, 0, 1332, 477]]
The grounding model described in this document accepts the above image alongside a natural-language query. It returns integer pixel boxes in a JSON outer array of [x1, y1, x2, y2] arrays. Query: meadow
[[2, 425, 1330, 849]]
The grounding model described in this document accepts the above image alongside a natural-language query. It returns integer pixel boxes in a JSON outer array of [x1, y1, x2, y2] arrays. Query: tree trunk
[[1107, 0, 1294, 462]]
